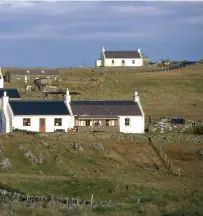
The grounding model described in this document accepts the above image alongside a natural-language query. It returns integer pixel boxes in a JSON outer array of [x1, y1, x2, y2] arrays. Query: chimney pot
[[133, 91, 140, 102]]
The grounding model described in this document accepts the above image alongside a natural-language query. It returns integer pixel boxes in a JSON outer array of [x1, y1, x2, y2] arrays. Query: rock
[[71, 141, 82, 150], [91, 143, 104, 150], [39, 171, 44, 175], [41, 141, 49, 146], [24, 150, 44, 165], [0, 158, 12, 169], [78, 146, 84, 151], [0, 149, 4, 156]]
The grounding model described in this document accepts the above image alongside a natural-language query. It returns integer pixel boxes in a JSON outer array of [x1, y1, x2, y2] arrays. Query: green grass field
[[1, 64, 203, 215], [0, 132, 203, 215]]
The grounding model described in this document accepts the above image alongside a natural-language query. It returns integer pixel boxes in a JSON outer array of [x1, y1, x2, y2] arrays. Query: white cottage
[[0, 88, 144, 134], [69, 91, 145, 134], [96, 47, 148, 67], [0, 91, 74, 133]]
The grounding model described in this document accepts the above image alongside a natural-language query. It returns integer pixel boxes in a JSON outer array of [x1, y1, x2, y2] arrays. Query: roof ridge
[[71, 99, 133, 101], [9, 100, 64, 102], [0, 88, 18, 90]]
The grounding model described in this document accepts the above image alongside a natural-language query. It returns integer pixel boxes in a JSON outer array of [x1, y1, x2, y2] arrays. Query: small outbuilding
[[4, 68, 60, 83]]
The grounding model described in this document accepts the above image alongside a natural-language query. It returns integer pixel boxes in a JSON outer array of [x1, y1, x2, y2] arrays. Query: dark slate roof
[[0, 88, 21, 98], [7, 69, 59, 76], [104, 51, 141, 59], [9, 100, 70, 115], [70, 100, 142, 116]]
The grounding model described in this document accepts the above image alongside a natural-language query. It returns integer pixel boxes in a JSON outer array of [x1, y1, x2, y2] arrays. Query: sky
[[0, 1, 202, 67]]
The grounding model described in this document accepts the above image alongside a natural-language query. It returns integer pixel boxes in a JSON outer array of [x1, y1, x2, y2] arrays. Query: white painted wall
[[0, 93, 13, 133], [12, 115, 74, 132], [104, 58, 143, 67], [0, 68, 4, 88], [96, 60, 102, 67], [96, 47, 144, 67], [119, 115, 144, 134]]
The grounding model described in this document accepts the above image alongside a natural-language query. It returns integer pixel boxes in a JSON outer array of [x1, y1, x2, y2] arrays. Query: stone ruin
[[150, 117, 203, 133]]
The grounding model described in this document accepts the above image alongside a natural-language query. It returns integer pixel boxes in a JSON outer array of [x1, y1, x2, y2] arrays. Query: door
[[39, 118, 46, 132]]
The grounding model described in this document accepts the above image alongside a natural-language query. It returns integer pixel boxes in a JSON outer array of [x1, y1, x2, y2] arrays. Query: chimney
[[64, 88, 71, 103], [102, 47, 105, 53], [2, 91, 9, 109], [137, 47, 141, 54], [133, 91, 140, 102]]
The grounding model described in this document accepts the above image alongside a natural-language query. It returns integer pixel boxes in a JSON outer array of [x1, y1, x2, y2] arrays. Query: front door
[[39, 118, 46, 132]]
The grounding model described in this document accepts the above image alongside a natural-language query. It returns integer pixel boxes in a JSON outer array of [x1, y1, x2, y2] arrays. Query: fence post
[[90, 194, 94, 206]]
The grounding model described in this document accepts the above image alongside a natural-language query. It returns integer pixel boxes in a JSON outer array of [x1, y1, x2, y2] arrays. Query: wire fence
[[148, 137, 181, 176]]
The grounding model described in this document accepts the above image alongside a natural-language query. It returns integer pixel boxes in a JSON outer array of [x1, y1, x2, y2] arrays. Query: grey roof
[[0, 88, 21, 99], [78, 115, 119, 119], [70, 100, 142, 116], [104, 51, 141, 59], [9, 100, 70, 115], [7, 69, 59, 76]]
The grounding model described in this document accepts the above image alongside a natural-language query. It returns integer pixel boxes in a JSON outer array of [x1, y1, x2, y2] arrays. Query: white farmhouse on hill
[[96, 47, 149, 67]]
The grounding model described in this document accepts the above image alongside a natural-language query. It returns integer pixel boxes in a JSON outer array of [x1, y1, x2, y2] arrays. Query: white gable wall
[[0, 68, 4, 88], [119, 115, 144, 133], [0, 96, 14, 133], [96, 52, 105, 67], [103, 58, 143, 67], [12, 115, 74, 132]]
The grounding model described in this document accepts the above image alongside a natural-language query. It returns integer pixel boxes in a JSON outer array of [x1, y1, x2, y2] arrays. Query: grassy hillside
[[3, 63, 203, 120], [0, 132, 203, 215], [1, 64, 203, 215]]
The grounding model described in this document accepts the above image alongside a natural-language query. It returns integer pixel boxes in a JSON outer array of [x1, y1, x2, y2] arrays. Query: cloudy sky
[[0, 1, 202, 67]]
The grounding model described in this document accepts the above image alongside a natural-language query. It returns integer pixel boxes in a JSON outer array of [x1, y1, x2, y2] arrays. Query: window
[[54, 118, 62, 126], [132, 60, 135, 64], [112, 60, 114, 64], [125, 118, 130, 126], [23, 118, 31, 126], [86, 120, 91, 126], [122, 60, 125, 64], [106, 119, 109, 126]]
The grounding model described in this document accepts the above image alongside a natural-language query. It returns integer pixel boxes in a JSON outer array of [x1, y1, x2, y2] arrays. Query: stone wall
[[76, 126, 120, 133]]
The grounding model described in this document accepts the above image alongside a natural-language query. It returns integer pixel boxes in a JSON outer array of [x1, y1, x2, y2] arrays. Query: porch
[[74, 115, 120, 133]]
